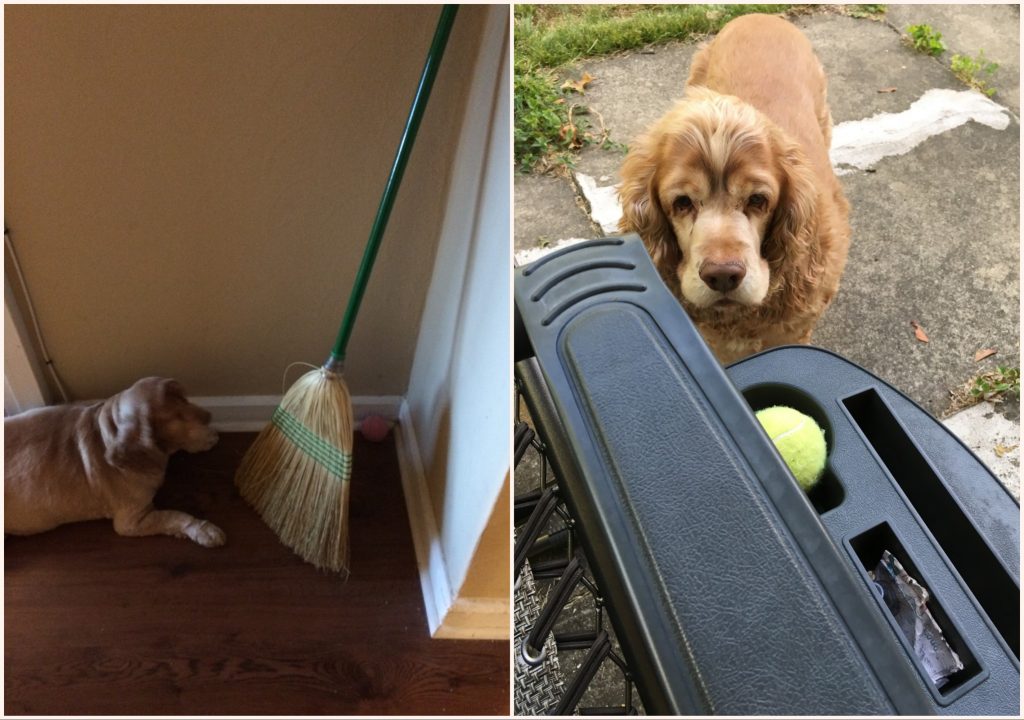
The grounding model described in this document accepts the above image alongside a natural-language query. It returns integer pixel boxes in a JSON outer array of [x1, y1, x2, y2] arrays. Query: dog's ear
[[159, 378, 189, 412], [686, 41, 712, 87], [162, 378, 186, 400], [763, 127, 822, 308], [105, 380, 166, 472], [618, 131, 680, 284]]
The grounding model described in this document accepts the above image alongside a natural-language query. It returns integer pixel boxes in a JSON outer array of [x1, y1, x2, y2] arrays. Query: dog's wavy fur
[[618, 14, 850, 363]]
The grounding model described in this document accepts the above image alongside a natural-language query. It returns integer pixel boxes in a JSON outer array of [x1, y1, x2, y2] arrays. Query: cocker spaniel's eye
[[672, 195, 694, 213], [747, 193, 768, 211]]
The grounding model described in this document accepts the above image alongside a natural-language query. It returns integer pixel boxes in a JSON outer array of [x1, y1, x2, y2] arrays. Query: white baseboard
[[395, 399, 509, 640], [393, 403, 453, 635], [194, 394, 403, 432]]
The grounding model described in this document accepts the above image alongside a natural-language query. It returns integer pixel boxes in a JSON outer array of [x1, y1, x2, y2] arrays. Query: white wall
[[404, 5, 510, 613]]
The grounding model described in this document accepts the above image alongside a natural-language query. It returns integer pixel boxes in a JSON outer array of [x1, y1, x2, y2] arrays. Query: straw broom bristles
[[234, 366, 354, 575]]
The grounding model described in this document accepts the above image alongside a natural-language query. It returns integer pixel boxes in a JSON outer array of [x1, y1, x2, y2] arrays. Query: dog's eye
[[747, 194, 768, 211], [672, 195, 694, 213]]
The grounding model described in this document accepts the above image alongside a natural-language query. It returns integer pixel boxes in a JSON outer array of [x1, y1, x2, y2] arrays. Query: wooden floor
[[5, 432, 509, 715]]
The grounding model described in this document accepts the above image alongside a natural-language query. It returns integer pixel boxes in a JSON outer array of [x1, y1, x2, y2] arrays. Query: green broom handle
[[327, 4, 459, 370]]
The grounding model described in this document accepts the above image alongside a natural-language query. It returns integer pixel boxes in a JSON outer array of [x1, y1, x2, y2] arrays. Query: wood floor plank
[[5, 432, 510, 715]]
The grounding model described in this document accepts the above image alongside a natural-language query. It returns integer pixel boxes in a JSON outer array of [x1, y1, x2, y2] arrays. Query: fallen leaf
[[994, 443, 1018, 458], [878, 86, 897, 93], [561, 72, 593, 95], [558, 122, 584, 148], [911, 320, 929, 343], [974, 348, 997, 362]]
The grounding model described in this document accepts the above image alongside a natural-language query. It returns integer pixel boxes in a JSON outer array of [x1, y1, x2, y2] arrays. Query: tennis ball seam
[[768, 416, 807, 443]]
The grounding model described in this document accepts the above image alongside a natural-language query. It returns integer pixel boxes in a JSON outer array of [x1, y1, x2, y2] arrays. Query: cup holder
[[742, 383, 845, 515]]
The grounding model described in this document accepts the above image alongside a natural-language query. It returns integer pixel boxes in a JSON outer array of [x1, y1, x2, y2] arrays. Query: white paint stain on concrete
[[575, 173, 624, 237], [943, 401, 1020, 501], [571, 88, 1013, 233], [575, 173, 623, 235], [830, 88, 1011, 173]]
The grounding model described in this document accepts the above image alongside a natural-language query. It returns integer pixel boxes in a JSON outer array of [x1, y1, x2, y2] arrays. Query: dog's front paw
[[187, 519, 226, 547]]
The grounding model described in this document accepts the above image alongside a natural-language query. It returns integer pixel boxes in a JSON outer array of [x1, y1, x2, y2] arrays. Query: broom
[[234, 5, 459, 575]]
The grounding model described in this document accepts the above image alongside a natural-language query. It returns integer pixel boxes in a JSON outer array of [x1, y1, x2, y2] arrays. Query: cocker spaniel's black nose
[[699, 260, 746, 292]]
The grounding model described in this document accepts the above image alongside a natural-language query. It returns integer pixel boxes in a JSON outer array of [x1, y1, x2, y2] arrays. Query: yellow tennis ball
[[755, 406, 827, 491]]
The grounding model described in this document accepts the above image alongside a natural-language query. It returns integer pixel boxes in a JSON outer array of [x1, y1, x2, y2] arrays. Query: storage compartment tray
[[728, 346, 1020, 715]]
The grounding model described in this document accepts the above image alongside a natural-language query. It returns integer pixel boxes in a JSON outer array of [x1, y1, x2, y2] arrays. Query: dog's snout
[[699, 261, 746, 293], [195, 427, 219, 452]]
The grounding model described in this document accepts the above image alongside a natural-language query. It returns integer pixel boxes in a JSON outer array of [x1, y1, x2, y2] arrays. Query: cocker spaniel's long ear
[[162, 378, 187, 401], [618, 132, 680, 284], [763, 127, 823, 311], [105, 379, 165, 472]]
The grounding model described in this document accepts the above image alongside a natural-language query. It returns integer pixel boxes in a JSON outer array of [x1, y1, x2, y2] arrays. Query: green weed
[[514, 69, 574, 172], [971, 365, 1020, 402], [946, 363, 1020, 416], [905, 24, 946, 56], [951, 50, 999, 96]]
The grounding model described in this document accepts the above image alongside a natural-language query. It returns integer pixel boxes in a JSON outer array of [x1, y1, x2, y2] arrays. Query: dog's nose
[[699, 261, 746, 293]]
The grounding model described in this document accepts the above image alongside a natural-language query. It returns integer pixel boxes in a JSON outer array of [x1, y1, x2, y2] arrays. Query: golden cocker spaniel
[[618, 14, 850, 364], [5, 377, 224, 546]]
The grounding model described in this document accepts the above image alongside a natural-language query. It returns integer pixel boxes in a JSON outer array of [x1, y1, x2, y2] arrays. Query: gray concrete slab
[[793, 12, 964, 123], [562, 43, 700, 150], [513, 173, 599, 256], [812, 118, 1019, 418]]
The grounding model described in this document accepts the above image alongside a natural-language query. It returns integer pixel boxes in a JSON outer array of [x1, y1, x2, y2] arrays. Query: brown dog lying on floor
[[5, 376, 225, 547], [618, 14, 850, 364]]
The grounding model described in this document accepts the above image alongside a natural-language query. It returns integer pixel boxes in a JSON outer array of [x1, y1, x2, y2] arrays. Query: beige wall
[[5, 4, 486, 399]]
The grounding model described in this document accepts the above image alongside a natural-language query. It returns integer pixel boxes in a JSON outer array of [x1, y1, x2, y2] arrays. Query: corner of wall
[[396, 4, 511, 642]]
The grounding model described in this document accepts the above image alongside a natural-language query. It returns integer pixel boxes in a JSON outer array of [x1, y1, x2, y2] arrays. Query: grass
[[514, 67, 579, 172], [514, 4, 795, 172], [516, 4, 793, 69], [905, 23, 946, 56], [845, 4, 886, 20], [951, 50, 999, 96]]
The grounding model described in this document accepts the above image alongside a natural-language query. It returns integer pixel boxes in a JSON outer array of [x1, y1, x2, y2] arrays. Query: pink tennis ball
[[359, 414, 390, 442]]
